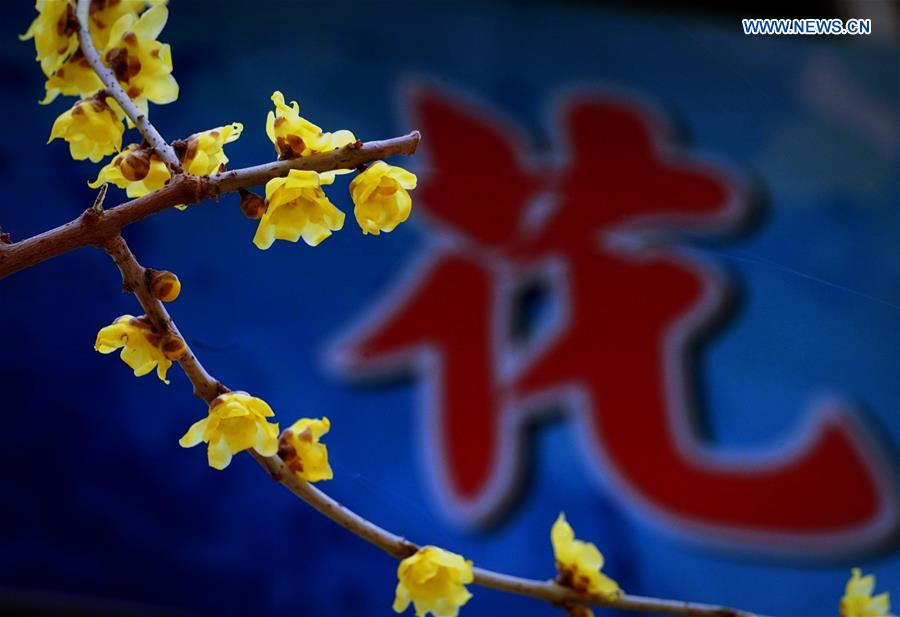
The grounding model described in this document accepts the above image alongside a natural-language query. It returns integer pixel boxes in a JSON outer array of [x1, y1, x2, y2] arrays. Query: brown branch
[[25, 3, 759, 615], [101, 235, 760, 617], [253, 448, 759, 617], [103, 235, 222, 402], [0, 132, 420, 280], [74, 0, 182, 171]]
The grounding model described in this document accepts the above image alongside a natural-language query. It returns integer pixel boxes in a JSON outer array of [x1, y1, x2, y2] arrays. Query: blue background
[[1, 2, 898, 616]]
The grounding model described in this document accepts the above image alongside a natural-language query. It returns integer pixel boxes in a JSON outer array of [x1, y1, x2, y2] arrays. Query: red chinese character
[[330, 84, 898, 552]]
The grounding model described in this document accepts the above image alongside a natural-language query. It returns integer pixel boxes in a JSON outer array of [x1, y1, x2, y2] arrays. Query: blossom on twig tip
[[350, 161, 416, 235]]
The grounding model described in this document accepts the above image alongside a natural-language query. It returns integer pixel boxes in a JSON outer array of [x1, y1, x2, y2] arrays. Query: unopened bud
[[120, 148, 152, 181], [148, 270, 181, 302], [161, 335, 187, 360], [239, 189, 267, 220]]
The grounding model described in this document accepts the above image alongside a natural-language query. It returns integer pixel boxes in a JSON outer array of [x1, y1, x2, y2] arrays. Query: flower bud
[[239, 189, 267, 220], [119, 148, 153, 181], [148, 269, 181, 302]]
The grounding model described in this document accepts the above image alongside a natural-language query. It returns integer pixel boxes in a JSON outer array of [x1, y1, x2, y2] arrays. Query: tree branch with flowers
[[5, 2, 894, 617]]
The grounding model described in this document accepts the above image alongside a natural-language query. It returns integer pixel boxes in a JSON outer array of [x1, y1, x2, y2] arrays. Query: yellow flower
[[551, 514, 620, 598], [393, 546, 474, 617], [20, 0, 79, 77], [278, 417, 333, 482], [21, 0, 157, 76], [29, 0, 165, 108], [89, 122, 241, 203], [41, 1, 178, 106], [102, 4, 178, 110], [176, 122, 243, 176], [253, 169, 345, 249], [89, 144, 170, 197], [94, 314, 178, 383], [49, 94, 125, 162], [266, 91, 356, 159], [840, 568, 894, 617], [89, 0, 165, 50], [40, 51, 104, 105], [350, 162, 417, 235], [179, 391, 280, 470]]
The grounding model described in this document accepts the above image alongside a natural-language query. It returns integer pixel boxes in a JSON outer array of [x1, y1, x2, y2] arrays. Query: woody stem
[[0, 132, 421, 280], [101, 234, 761, 617], [51, 9, 758, 614]]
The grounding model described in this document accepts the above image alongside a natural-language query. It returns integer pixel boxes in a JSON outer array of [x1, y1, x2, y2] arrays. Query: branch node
[[81, 207, 103, 225], [92, 183, 109, 213]]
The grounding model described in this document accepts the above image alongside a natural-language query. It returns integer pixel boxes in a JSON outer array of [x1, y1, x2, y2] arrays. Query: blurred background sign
[[1, 1, 897, 616], [329, 80, 898, 553]]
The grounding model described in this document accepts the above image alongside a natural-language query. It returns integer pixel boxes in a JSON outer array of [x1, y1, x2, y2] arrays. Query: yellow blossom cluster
[[88, 123, 244, 208], [22, 1, 179, 163], [253, 91, 417, 247], [24, 3, 417, 232], [23, 1, 247, 208]]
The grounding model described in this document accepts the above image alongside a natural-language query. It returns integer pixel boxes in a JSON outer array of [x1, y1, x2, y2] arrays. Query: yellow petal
[[179, 417, 209, 448]]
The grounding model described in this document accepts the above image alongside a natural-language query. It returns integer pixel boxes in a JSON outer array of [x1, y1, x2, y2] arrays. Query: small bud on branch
[[147, 269, 181, 303], [239, 189, 267, 220]]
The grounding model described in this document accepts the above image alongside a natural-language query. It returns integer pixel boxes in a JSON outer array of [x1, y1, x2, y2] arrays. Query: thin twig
[[74, 0, 182, 171], [102, 236, 759, 617], [0, 132, 421, 279]]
